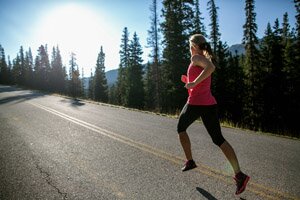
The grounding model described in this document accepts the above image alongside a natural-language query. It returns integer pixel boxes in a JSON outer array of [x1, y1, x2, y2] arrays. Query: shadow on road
[[196, 187, 247, 200], [196, 187, 218, 200], [60, 98, 85, 107], [0, 85, 22, 93], [0, 93, 46, 105], [71, 99, 85, 107]]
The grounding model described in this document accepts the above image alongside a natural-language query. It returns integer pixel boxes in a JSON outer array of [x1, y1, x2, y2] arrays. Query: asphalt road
[[0, 85, 299, 200]]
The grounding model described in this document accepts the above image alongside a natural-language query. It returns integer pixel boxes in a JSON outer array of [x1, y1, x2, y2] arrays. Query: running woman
[[177, 34, 250, 195]]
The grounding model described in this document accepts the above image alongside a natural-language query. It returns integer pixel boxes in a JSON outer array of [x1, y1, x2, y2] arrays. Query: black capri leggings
[[177, 104, 225, 147]]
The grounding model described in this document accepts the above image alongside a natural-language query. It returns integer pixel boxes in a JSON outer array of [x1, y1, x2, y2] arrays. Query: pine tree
[[125, 32, 144, 109], [295, 0, 300, 53], [68, 52, 82, 98], [272, 19, 285, 131], [282, 0, 300, 136], [206, 0, 230, 120], [50, 46, 66, 94], [260, 21, 285, 133], [182, 0, 196, 36], [242, 0, 262, 130], [192, 0, 207, 37], [273, 18, 282, 37], [207, 0, 220, 55], [68, 52, 76, 96], [146, 0, 162, 110], [7, 56, 12, 84], [19, 46, 26, 85], [0, 45, 8, 84], [12, 54, 21, 85], [117, 27, 130, 105], [144, 62, 156, 109], [227, 52, 245, 124], [34, 45, 51, 90], [282, 12, 290, 46], [24, 48, 33, 87], [94, 46, 108, 102], [283, 36, 298, 136], [160, 0, 193, 112], [212, 41, 229, 119], [11, 46, 26, 86], [108, 84, 118, 105], [88, 69, 94, 99], [294, 0, 300, 106], [81, 67, 86, 98], [33, 55, 40, 89]]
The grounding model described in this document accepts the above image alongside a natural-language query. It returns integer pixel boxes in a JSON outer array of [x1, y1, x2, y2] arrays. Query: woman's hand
[[185, 82, 196, 89], [181, 75, 188, 83]]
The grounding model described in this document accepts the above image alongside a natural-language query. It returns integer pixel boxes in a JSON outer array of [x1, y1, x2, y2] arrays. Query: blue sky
[[0, 0, 297, 73]]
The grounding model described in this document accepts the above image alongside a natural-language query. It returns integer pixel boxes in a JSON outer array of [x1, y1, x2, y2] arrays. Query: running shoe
[[234, 172, 250, 195], [181, 160, 197, 172]]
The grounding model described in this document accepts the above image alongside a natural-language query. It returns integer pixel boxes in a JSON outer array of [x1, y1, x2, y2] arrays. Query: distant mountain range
[[228, 44, 245, 55], [105, 69, 118, 86], [82, 44, 246, 88], [228, 38, 264, 55], [82, 69, 118, 90]]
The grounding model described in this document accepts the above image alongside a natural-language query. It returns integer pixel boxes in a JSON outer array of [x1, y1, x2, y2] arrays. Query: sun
[[34, 3, 110, 71], [37, 4, 103, 47]]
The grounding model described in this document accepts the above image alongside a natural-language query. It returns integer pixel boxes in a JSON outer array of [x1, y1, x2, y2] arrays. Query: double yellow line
[[28, 102, 299, 200]]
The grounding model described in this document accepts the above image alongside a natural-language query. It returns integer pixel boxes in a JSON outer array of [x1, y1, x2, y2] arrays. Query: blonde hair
[[189, 34, 215, 62]]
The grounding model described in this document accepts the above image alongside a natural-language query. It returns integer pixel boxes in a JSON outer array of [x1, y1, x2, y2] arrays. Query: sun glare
[[37, 4, 101, 48], [33, 3, 116, 72]]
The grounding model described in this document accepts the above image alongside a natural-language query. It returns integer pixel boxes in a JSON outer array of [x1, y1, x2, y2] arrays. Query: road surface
[[0, 85, 299, 200]]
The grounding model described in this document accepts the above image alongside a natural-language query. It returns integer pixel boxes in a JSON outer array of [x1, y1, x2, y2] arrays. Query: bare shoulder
[[191, 54, 206, 62], [191, 54, 210, 67]]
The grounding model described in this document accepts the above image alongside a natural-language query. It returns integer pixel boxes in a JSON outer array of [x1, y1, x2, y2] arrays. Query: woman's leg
[[177, 104, 200, 167], [199, 105, 249, 194], [220, 141, 240, 174], [200, 105, 240, 174], [178, 131, 193, 161]]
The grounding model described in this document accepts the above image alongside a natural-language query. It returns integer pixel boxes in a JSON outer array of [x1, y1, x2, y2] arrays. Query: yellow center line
[[28, 102, 299, 200]]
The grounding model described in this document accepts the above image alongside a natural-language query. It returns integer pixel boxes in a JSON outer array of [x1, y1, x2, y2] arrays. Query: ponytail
[[189, 34, 217, 66], [198, 42, 217, 66]]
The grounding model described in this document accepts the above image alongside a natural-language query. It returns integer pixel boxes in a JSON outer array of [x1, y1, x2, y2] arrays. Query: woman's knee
[[177, 116, 189, 133], [212, 136, 226, 147], [177, 125, 187, 134]]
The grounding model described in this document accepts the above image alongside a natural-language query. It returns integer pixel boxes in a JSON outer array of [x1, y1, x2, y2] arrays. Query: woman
[[177, 34, 250, 195]]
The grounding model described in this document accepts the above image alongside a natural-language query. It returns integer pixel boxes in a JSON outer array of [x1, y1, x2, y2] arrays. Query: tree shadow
[[60, 98, 85, 107], [0, 93, 46, 105], [71, 98, 85, 107], [196, 187, 218, 200], [0, 85, 22, 93]]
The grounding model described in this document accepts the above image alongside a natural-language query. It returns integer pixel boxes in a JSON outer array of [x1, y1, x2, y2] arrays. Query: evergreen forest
[[0, 0, 299, 137]]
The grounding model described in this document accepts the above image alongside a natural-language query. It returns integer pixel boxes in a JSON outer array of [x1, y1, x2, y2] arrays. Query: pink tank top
[[187, 63, 217, 105]]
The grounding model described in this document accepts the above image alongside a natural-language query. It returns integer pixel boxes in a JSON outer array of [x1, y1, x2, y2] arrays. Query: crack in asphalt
[[35, 163, 68, 200]]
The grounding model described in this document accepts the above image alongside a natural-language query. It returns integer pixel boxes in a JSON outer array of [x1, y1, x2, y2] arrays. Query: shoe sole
[[235, 176, 250, 195], [182, 165, 197, 172]]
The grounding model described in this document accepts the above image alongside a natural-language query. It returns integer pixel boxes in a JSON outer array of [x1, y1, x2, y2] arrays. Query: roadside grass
[[66, 95, 300, 140]]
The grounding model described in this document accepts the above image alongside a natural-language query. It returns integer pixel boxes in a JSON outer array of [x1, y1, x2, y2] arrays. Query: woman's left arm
[[185, 55, 215, 89]]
